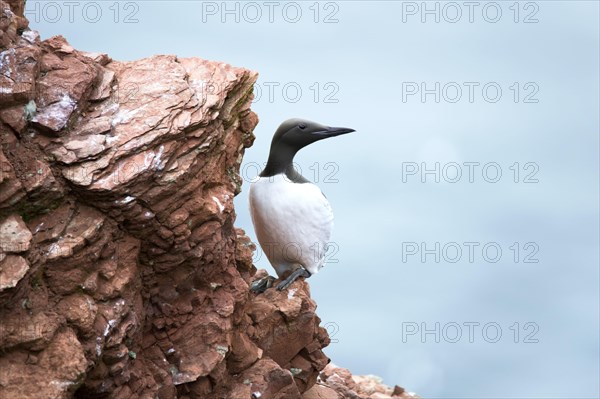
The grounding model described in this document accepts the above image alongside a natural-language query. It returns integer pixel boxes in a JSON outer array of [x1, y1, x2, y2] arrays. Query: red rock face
[[0, 1, 335, 398], [0, 2, 415, 399]]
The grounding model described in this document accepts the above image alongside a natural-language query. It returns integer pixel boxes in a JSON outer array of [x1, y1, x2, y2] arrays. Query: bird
[[248, 118, 355, 292]]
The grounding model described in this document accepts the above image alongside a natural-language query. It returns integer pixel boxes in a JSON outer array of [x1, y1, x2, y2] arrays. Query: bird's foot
[[276, 268, 311, 291], [250, 275, 276, 293]]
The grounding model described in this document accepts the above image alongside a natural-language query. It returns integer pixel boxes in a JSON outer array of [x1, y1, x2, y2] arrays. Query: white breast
[[249, 174, 333, 277]]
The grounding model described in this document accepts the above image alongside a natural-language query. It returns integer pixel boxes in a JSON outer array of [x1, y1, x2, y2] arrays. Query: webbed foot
[[276, 268, 311, 291], [250, 275, 276, 293]]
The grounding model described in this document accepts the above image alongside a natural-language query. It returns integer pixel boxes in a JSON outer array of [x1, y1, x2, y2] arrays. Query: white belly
[[249, 174, 334, 277]]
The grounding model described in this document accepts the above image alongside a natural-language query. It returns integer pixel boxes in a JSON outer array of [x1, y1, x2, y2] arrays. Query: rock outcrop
[[304, 365, 418, 399], [0, 1, 416, 398]]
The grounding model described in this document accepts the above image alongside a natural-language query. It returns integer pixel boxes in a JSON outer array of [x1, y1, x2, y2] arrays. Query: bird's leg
[[276, 268, 311, 291], [250, 275, 276, 293]]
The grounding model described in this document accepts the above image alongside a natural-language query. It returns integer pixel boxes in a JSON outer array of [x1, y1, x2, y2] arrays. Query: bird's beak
[[313, 126, 356, 138]]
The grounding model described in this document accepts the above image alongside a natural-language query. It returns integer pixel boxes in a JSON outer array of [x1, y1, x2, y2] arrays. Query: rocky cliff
[[0, 1, 416, 398]]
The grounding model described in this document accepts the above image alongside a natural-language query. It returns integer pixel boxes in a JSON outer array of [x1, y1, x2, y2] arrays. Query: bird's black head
[[261, 118, 355, 177], [271, 118, 355, 150]]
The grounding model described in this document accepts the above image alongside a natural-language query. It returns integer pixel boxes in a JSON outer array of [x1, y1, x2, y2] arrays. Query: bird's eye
[[298, 124, 306, 130]]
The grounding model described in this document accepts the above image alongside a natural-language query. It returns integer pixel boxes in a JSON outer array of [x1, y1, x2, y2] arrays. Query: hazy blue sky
[[27, 1, 599, 397]]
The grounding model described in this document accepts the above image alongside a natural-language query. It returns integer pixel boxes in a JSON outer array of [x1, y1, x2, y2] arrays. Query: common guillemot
[[249, 118, 355, 292]]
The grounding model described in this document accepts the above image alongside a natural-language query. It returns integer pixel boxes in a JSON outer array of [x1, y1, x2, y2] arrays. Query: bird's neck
[[260, 144, 298, 177]]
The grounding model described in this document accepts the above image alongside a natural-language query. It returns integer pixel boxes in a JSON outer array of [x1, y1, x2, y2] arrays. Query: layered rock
[[304, 365, 420, 399], [0, 1, 415, 398], [0, 0, 326, 397]]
